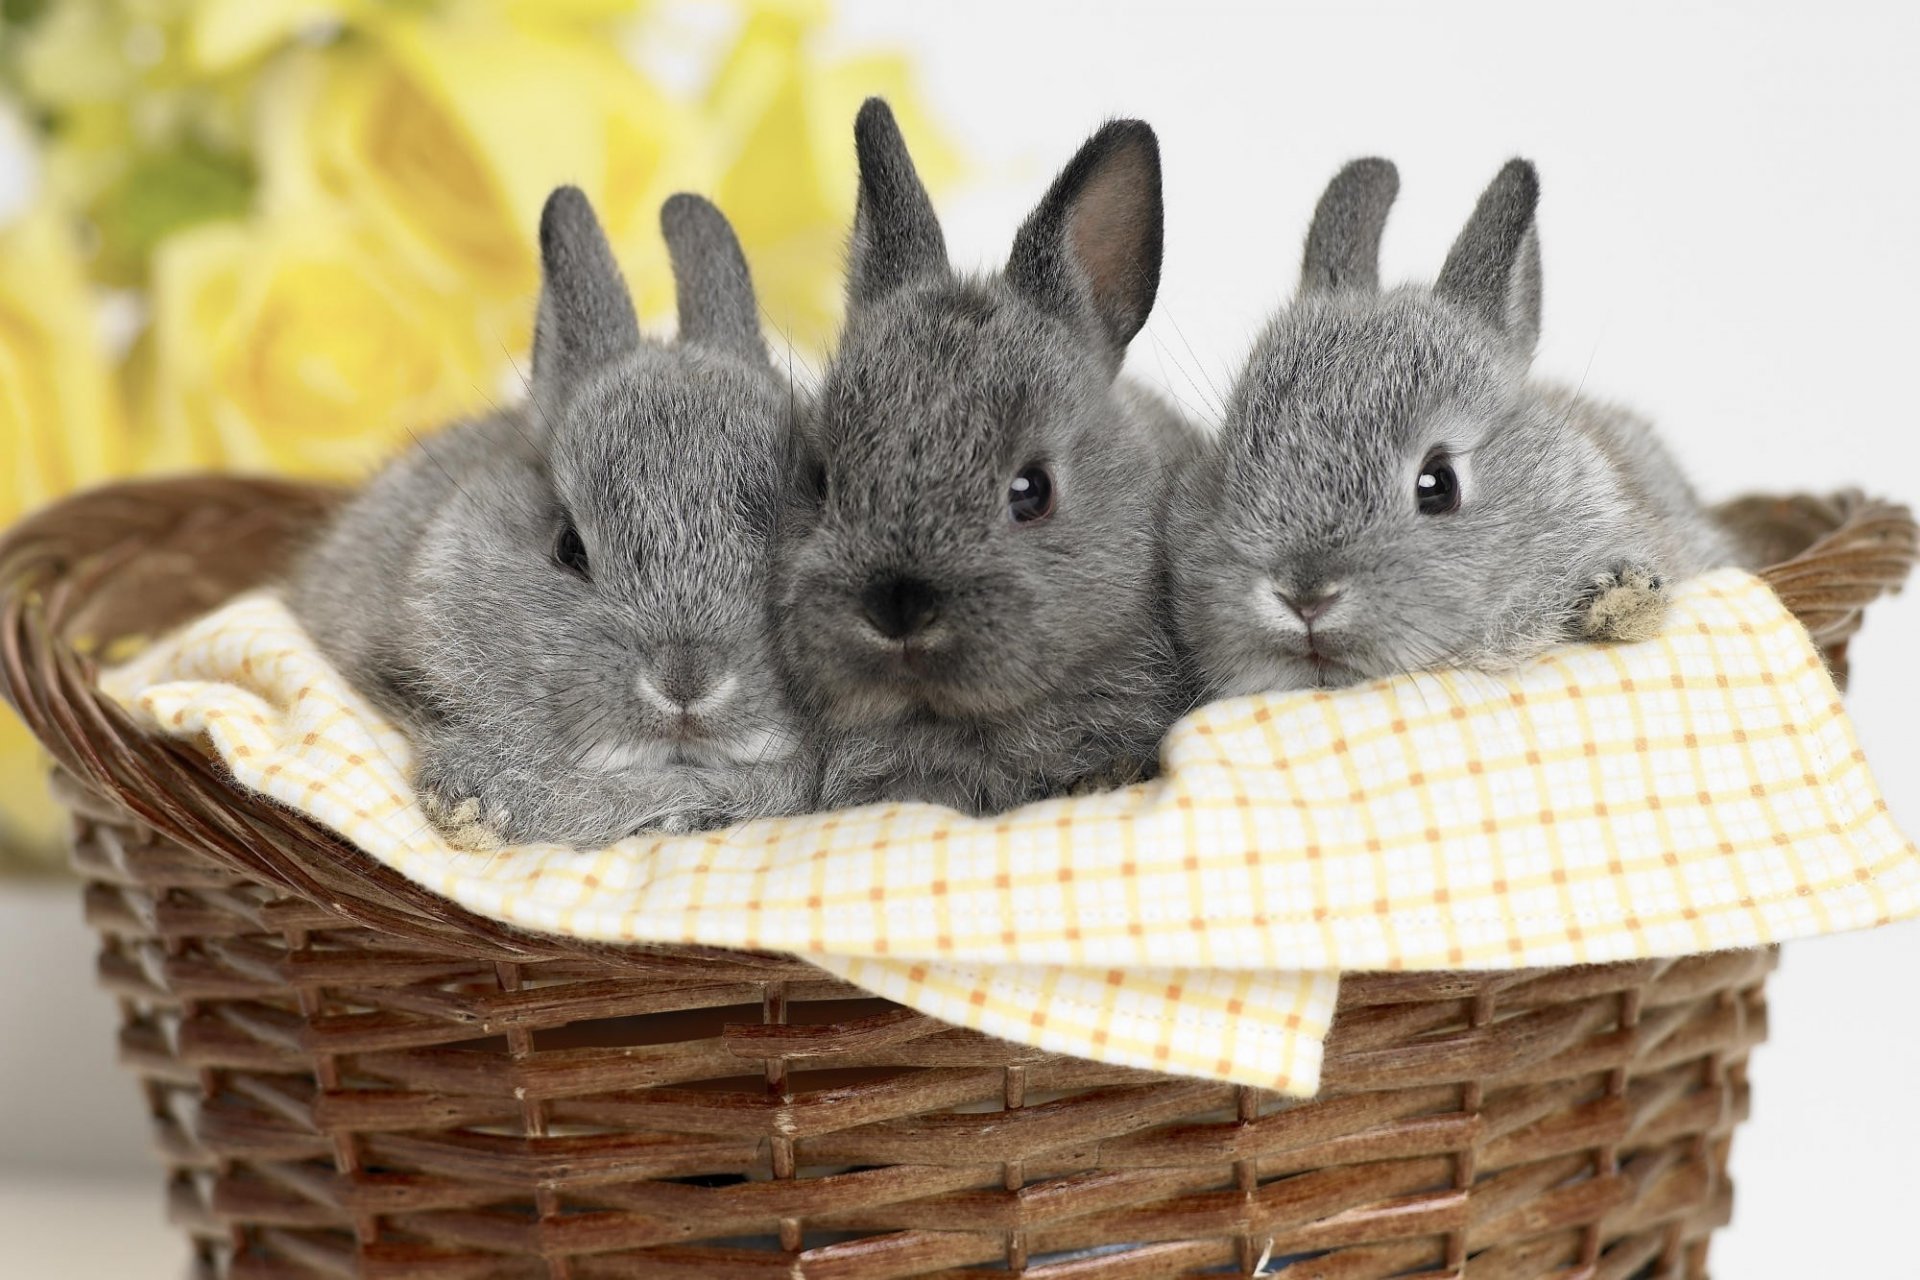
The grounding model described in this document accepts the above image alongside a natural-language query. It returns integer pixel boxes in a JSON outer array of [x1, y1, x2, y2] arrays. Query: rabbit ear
[[532, 186, 642, 396], [1007, 119, 1163, 373], [848, 98, 949, 305], [660, 193, 767, 363], [1299, 157, 1398, 296], [1435, 158, 1542, 357]]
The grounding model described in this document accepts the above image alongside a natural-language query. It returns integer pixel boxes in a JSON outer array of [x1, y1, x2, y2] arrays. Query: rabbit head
[[1173, 158, 1658, 697], [777, 100, 1175, 797], [415, 187, 801, 776]]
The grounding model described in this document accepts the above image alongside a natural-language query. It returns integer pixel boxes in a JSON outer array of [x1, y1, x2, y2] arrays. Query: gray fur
[[777, 100, 1193, 815], [1170, 158, 1734, 700], [531, 186, 643, 398], [1300, 157, 1398, 297], [288, 187, 814, 847], [663, 192, 767, 362], [1006, 116, 1164, 372], [1435, 158, 1543, 357], [848, 99, 950, 306]]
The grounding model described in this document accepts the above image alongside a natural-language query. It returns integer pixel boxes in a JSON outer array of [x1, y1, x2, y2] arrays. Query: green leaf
[[2, 0, 54, 28], [92, 143, 255, 280]]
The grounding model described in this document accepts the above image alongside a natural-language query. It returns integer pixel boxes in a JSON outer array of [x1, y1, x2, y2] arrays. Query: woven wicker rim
[[2, 478, 1914, 979]]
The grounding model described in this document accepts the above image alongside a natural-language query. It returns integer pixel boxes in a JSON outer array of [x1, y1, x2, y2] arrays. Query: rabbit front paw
[[414, 749, 523, 850], [419, 789, 512, 851], [1579, 562, 1668, 643], [1064, 754, 1155, 798]]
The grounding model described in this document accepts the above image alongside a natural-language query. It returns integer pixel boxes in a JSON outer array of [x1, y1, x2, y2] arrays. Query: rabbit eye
[[1416, 454, 1459, 516], [554, 522, 591, 578], [1008, 465, 1054, 524]]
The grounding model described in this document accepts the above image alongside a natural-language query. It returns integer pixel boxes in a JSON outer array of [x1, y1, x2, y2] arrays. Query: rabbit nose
[[860, 574, 942, 640], [1278, 584, 1343, 625], [649, 647, 732, 712]]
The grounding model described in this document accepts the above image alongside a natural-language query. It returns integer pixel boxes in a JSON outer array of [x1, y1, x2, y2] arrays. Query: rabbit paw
[[1064, 755, 1154, 797], [1579, 563, 1669, 643], [418, 788, 512, 851], [415, 748, 520, 849]]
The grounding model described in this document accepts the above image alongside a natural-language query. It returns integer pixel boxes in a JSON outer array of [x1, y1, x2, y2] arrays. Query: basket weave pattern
[[2, 479, 1914, 1279]]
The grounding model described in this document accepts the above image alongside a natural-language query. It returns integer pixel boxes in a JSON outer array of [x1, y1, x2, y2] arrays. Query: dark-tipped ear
[[532, 186, 641, 397], [1435, 159, 1542, 357], [1007, 119, 1163, 373], [847, 98, 948, 305], [1299, 157, 1398, 297], [661, 193, 767, 363]]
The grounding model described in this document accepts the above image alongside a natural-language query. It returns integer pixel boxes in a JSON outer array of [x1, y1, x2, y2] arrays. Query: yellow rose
[[0, 203, 129, 520], [0, 201, 129, 861], [706, 6, 962, 351], [140, 210, 497, 477], [255, 17, 712, 328], [493, 0, 650, 26], [188, 0, 651, 75], [189, 0, 366, 74]]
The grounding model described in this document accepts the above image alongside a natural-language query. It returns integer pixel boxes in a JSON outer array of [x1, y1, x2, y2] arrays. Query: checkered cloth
[[101, 569, 1919, 1094]]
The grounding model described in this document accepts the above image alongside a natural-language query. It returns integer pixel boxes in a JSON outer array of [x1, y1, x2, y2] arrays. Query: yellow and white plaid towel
[[102, 569, 1919, 1095]]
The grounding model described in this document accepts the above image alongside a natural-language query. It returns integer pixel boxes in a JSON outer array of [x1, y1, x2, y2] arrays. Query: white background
[[2, 2, 1916, 1275]]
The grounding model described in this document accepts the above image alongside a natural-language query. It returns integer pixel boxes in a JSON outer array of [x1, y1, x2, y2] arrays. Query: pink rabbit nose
[[1279, 586, 1342, 625], [647, 647, 735, 717], [656, 648, 712, 707]]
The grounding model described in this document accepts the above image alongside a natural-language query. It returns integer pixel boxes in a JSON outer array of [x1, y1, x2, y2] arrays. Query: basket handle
[[1713, 490, 1918, 684]]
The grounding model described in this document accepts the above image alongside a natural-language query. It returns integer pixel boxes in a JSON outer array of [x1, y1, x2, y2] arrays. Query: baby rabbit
[[290, 187, 812, 847], [778, 99, 1192, 814], [1170, 158, 1732, 698]]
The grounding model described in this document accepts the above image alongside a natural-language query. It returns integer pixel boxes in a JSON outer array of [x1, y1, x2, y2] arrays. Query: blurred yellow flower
[[708, 6, 961, 350], [257, 14, 709, 333], [188, 0, 651, 75], [0, 204, 128, 517], [140, 210, 496, 477], [189, 0, 364, 74], [0, 201, 129, 856]]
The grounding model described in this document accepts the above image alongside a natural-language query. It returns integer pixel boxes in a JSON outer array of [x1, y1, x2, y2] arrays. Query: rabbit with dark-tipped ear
[[1169, 158, 1735, 699], [289, 187, 814, 847], [777, 99, 1196, 815]]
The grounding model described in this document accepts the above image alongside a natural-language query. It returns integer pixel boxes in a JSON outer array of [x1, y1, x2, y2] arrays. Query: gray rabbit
[[776, 99, 1194, 815], [289, 187, 814, 847], [1170, 158, 1734, 699]]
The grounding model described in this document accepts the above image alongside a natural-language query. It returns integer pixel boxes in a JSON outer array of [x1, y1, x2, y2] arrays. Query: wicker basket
[[1, 479, 1914, 1280]]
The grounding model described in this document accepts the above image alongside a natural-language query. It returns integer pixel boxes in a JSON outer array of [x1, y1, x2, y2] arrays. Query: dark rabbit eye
[[554, 522, 591, 578], [1416, 454, 1460, 516], [1008, 465, 1054, 524]]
